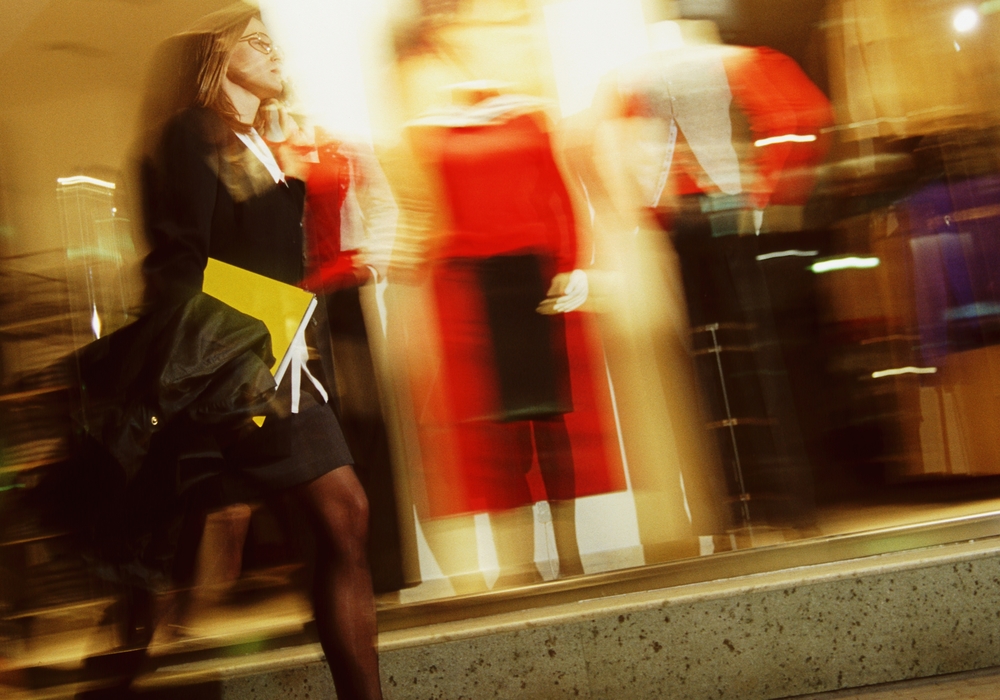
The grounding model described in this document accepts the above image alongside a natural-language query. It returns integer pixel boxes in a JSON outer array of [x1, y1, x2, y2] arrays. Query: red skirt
[[408, 257, 626, 517]]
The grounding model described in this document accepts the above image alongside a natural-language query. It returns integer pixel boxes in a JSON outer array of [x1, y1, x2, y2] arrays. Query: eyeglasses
[[238, 32, 276, 56]]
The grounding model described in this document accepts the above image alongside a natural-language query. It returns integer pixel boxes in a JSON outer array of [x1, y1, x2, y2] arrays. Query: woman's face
[[226, 17, 283, 100]]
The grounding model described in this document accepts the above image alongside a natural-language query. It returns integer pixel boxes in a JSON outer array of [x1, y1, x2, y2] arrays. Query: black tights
[[291, 466, 382, 700]]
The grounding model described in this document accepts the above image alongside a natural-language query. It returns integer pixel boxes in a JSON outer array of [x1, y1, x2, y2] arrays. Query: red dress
[[408, 105, 625, 517]]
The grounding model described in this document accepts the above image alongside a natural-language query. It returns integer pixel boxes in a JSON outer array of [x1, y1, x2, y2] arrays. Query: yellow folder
[[202, 258, 317, 385]]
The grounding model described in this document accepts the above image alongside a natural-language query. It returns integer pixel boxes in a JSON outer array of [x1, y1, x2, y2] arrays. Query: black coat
[[76, 106, 314, 481], [75, 292, 276, 483], [48, 108, 335, 595], [141, 106, 309, 301]]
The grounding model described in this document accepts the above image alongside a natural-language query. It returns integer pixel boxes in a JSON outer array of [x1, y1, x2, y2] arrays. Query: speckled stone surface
[[215, 542, 1000, 699], [380, 625, 590, 699], [222, 665, 336, 699], [581, 557, 1000, 699]]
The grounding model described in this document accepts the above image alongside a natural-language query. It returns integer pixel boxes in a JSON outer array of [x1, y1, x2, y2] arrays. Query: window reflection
[[3, 0, 1000, 694]]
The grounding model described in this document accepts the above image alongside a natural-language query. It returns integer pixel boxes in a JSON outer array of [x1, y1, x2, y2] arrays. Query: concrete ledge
[[130, 535, 1000, 699]]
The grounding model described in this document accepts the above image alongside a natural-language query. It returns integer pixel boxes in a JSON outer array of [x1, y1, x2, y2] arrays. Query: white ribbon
[[287, 323, 328, 414], [234, 128, 285, 184]]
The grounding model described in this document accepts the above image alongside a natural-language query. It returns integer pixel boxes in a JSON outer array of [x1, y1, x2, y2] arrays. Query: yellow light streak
[[57, 175, 116, 189], [810, 257, 880, 273], [871, 367, 938, 379]]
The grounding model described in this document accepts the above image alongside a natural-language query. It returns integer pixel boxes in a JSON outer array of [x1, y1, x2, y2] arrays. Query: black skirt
[[220, 304, 353, 490], [222, 399, 353, 491], [475, 253, 572, 421]]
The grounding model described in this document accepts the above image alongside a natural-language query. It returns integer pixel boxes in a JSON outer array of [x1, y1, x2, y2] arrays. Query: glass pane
[[4, 0, 1000, 693]]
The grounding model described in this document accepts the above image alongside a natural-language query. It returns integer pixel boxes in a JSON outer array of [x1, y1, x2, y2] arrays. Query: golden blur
[[5, 0, 1000, 695]]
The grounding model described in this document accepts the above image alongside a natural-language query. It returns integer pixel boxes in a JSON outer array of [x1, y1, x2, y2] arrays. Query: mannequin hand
[[357, 245, 391, 282], [537, 269, 588, 315]]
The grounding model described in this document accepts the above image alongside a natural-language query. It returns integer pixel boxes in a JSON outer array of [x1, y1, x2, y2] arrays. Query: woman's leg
[[291, 465, 382, 700], [190, 504, 253, 605]]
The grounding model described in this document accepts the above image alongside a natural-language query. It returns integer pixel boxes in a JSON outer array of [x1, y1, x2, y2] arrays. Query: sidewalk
[[788, 666, 1000, 699]]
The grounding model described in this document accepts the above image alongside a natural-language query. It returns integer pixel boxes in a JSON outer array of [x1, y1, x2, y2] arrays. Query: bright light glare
[[810, 257, 880, 273], [756, 250, 819, 261], [91, 306, 102, 339], [259, 0, 377, 141], [754, 134, 818, 147], [544, 0, 649, 117], [953, 8, 980, 32]]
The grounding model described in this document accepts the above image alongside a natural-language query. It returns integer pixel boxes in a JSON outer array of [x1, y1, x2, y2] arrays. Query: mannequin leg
[[419, 514, 489, 595], [490, 505, 543, 588], [532, 417, 584, 577], [548, 499, 585, 578], [487, 421, 542, 587]]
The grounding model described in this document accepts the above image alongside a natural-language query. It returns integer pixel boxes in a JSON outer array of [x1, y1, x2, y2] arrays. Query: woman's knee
[[307, 466, 370, 549], [338, 478, 370, 537]]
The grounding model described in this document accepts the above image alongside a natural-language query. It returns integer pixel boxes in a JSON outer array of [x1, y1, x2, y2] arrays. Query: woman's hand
[[263, 103, 317, 182], [273, 139, 314, 182]]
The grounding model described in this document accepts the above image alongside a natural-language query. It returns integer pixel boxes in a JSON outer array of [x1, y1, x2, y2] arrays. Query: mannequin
[[404, 83, 624, 588], [618, 19, 828, 215], [587, 14, 832, 538], [295, 115, 421, 594]]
